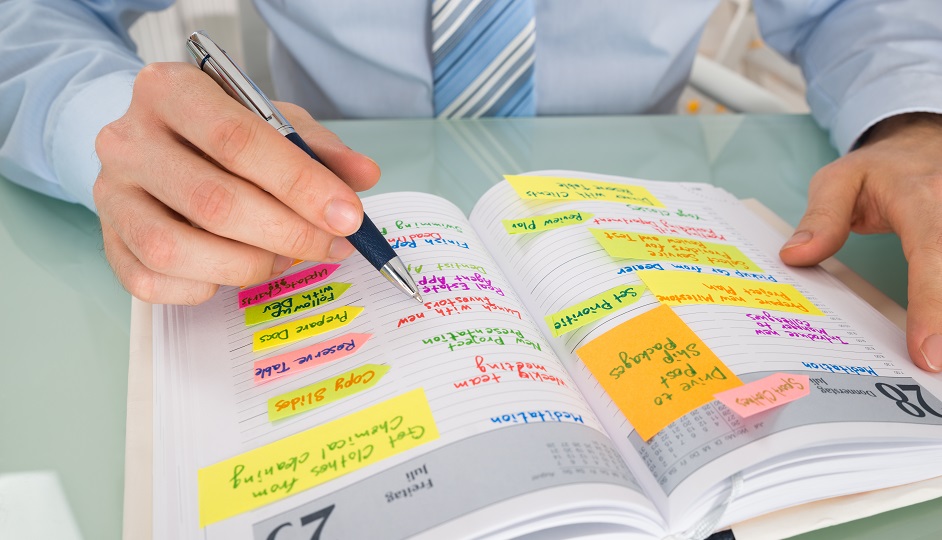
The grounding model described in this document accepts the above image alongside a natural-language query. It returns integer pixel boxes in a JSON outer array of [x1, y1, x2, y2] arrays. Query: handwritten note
[[422, 327, 543, 352], [398, 296, 522, 328], [238, 263, 340, 309], [197, 388, 438, 526], [637, 271, 824, 316], [417, 273, 504, 296], [389, 236, 470, 250], [590, 229, 762, 272], [576, 305, 742, 440], [544, 285, 646, 337], [268, 364, 390, 422], [453, 356, 565, 388], [245, 283, 351, 326], [714, 373, 810, 418], [502, 210, 594, 234], [435, 262, 487, 274], [252, 306, 364, 352], [381, 218, 465, 235], [253, 333, 373, 384], [504, 175, 664, 207], [746, 312, 848, 344], [592, 216, 725, 241]]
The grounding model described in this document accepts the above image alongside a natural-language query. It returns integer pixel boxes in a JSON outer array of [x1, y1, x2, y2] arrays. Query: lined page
[[468, 172, 942, 521], [155, 191, 651, 538], [195, 193, 601, 448]]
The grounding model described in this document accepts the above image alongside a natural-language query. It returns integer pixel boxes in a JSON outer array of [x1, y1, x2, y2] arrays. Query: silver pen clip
[[185, 30, 294, 136]]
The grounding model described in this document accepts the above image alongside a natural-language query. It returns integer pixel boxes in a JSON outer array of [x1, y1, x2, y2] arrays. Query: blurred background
[[128, 0, 811, 116]]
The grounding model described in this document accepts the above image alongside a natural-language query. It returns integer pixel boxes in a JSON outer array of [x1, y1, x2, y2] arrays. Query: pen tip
[[414, 292, 424, 303]]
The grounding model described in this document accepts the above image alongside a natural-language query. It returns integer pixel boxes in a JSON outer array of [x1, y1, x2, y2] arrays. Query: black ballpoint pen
[[185, 31, 422, 303]]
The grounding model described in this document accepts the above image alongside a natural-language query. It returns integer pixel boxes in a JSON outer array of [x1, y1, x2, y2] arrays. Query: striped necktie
[[432, 0, 536, 118]]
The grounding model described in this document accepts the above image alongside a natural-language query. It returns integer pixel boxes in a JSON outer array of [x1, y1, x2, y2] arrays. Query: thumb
[[779, 162, 859, 267]]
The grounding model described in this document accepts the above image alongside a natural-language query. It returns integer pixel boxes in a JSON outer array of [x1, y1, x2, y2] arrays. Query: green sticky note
[[267, 364, 390, 422], [502, 210, 594, 234], [544, 285, 646, 337], [245, 282, 351, 326]]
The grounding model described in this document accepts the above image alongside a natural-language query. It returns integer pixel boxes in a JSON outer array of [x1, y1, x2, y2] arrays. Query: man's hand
[[93, 62, 380, 305], [779, 112, 942, 372]]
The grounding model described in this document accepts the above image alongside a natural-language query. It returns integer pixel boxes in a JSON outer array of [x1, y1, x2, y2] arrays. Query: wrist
[[859, 112, 942, 148]]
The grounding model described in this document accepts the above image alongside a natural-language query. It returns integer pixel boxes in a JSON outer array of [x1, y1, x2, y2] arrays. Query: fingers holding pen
[[100, 218, 219, 306], [94, 172, 284, 292], [94, 62, 377, 304], [136, 63, 372, 238], [133, 128, 347, 264], [276, 100, 382, 193]]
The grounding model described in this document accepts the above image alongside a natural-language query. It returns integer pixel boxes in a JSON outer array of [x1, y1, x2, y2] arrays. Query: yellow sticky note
[[245, 282, 351, 326], [502, 210, 594, 234], [504, 175, 665, 207], [590, 229, 762, 272], [197, 388, 438, 527], [576, 305, 742, 440], [268, 364, 390, 422], [252, 306, 364, 352], [637, 271, 823, 316], [544, 285, 646, 337]]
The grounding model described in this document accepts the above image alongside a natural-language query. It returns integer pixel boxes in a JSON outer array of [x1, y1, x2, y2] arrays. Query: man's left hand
[[779, 112, 942, 372]]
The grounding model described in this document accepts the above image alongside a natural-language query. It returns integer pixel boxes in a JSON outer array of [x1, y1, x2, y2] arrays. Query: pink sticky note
[[713, 373, 810, 418], [253, 333, 372, 384], [238, 263, 340, 309]]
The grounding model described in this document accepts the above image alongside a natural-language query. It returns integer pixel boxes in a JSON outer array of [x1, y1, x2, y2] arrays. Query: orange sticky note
[[714, 373, 810, 418], [575, 305, 742, 440], [637, 270, 824, 316]]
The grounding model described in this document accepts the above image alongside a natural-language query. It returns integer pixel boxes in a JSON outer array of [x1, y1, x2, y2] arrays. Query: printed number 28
[[266, 505, 334, 540], [876, 383, 942, 418]]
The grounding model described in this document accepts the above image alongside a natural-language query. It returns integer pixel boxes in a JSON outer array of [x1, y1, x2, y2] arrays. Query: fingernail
[[920, 334, 942, 371], [782, 230, 813, 250], [328, 237, 355, 260], [325, 199, 361, 236], [272, 255, 293, 275], [346, 145, 378, 167]]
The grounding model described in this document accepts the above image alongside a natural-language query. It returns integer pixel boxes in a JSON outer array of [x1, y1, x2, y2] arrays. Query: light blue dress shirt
[[1, 0, 941, 213]]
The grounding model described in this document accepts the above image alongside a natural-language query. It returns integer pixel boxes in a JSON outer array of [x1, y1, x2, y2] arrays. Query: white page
[[154, 192, 659, 540], [468, 171, 942, 533]]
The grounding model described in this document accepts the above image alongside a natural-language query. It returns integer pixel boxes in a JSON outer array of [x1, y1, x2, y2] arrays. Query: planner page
[[153, 192, 660, 540], [468, 171, 942, 533]]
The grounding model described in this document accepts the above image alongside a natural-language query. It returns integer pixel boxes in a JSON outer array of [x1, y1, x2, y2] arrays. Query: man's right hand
[[93, 62, 380, 305]]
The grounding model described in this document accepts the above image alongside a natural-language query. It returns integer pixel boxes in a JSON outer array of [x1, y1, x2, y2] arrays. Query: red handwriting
[[592, 216, 722, 240], [397, 296, 521, 327], [452, 355, 564, 388]]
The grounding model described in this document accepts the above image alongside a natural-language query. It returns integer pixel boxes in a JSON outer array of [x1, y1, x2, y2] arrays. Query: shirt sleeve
[[0, 0, 171, 213], [754, 0, 942, 155]]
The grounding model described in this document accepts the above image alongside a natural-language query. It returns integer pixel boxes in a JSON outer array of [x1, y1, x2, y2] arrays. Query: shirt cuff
[[50, 70, 137, 214], [828, 69, 942, 155]]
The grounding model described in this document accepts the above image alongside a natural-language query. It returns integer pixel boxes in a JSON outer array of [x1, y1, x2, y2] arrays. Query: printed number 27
[[876, 383, 942, 418], [266, 505, 335, 540]]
